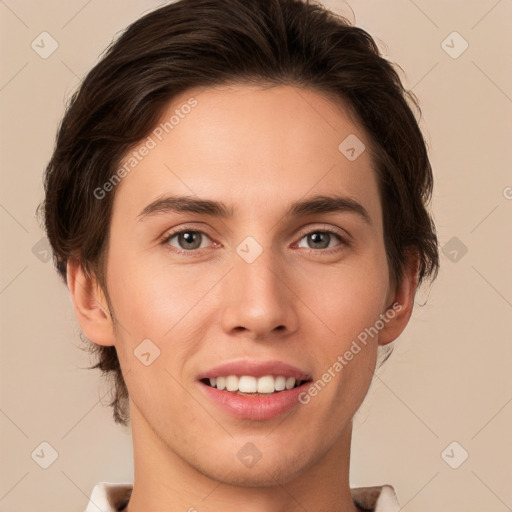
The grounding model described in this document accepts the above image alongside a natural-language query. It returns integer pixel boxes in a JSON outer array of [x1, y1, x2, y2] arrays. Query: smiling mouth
[[200, 376, 312, 395]]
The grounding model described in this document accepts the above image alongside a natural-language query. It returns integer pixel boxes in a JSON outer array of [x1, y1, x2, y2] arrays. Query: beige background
[[1, 0, 511, 510]]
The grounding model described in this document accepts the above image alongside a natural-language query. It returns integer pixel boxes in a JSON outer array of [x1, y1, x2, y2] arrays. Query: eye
[[296, 227, 348, 254], [162, 229, 215, 254], [160, 225, 350, 257]]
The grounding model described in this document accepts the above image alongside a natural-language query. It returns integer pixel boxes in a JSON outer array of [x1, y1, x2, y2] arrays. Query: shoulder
[[84, 482, 133, 512], [85, 481, 399, 512], [351, 484, 400, 512]]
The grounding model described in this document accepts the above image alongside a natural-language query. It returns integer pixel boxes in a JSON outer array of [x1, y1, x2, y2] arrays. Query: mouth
[[198, 375, 313, 420], [196, 360, 313, 420], [199, 375, 312, 395]]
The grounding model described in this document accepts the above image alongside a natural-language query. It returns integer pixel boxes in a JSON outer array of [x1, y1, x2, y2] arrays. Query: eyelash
[[160, 225, 351, 257]]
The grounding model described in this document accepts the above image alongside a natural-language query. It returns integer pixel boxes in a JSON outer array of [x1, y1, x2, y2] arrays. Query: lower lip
[[198, 381, 311, 420]]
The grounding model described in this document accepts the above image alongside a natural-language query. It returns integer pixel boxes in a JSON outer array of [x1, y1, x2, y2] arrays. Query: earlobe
[[378, 250, 420, 346], [66, 258, 116, 347]]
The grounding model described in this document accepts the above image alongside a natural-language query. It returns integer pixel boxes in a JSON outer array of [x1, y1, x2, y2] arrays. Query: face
[[101, 84, 398, 486]]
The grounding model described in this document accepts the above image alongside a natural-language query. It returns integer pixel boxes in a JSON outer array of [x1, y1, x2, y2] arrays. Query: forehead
[[112, 83, 381, 226]]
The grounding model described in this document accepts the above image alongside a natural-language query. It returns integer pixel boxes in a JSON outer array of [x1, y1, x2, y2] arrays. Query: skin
[[67, 84, 418, 512]]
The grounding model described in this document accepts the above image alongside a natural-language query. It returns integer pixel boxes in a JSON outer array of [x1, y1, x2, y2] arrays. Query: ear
[[66, 257, 116, 347], [378, 250, 420, 346]]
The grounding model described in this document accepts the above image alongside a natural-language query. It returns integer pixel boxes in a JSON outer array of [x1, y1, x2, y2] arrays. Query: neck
[[124, 404, 361, 512]]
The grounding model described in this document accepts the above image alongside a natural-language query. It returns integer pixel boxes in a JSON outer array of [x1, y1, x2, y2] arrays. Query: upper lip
[[197, 360, 312, 381]]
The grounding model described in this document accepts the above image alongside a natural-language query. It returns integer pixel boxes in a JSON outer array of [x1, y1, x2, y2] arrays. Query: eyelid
[[295, 223, 351, 243]]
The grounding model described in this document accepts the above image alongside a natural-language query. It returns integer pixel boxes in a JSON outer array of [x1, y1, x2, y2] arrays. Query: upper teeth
[[209, 375, 299, 393]]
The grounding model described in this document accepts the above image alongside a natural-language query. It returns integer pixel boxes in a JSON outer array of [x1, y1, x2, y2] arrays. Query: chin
[[190, 439, 319, 488], [205, 460, 308, 488]]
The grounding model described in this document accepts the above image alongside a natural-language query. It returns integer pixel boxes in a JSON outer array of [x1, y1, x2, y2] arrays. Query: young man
[[40, 0, 439, 511]]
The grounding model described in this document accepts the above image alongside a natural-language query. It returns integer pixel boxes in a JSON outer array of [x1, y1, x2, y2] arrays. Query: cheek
[[299, 249, 389, 347], [301, 261, 387, 409], [106, 253, 219, 351], [108, 252, 177, 322], [105, 258, 206, 404]]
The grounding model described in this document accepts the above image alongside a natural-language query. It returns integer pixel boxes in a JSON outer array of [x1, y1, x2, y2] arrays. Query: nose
[[220, 242, 299, 340]]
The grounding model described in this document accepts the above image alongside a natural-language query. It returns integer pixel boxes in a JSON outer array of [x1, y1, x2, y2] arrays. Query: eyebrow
[[137, 194, 372, 226]]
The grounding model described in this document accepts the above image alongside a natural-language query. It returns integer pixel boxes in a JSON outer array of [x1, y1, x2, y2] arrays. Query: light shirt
[[84, 482, 401, 511]]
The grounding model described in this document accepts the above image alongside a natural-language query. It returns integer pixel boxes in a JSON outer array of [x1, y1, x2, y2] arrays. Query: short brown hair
[[38, 0, 439, 427]]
